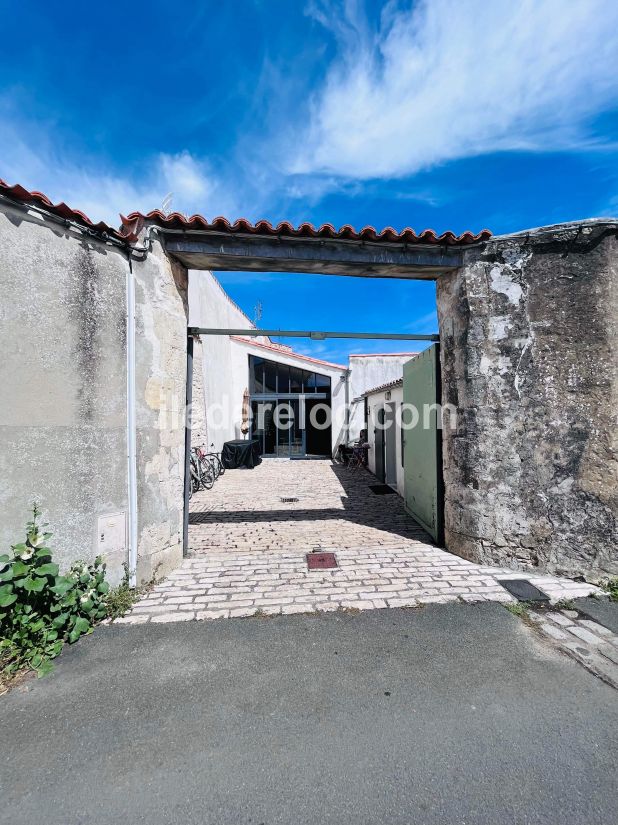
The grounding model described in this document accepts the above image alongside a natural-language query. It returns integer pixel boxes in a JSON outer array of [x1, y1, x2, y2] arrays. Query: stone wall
[[133, 237, 188, 582], [437, 222, 618, 580]]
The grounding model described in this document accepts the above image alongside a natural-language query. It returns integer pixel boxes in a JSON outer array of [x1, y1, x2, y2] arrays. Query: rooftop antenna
[[161, 192, 173, 215]]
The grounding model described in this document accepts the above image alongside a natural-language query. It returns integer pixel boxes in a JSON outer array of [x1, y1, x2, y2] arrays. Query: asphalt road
[[2, 603, 617, 825]]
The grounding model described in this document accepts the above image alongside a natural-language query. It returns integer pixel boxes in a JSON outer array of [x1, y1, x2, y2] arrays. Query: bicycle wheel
[[209, 445, 225, 476], [190, 452, 202, 492], [199, 457, 215, 490], [206, 453, 223, 479]]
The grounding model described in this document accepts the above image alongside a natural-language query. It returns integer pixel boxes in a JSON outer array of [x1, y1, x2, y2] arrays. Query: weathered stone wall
[[133, 237, 188, 582], [190, 336, 209, 448], [437, 222, 618, 580]]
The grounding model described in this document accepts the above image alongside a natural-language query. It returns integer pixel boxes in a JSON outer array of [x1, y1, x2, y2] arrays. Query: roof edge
[[230, 336, 347, 371]]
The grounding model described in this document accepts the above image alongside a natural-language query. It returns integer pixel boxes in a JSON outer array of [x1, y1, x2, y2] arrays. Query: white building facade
[[189, 270, 419, 460], [364, 379, 406, 497]]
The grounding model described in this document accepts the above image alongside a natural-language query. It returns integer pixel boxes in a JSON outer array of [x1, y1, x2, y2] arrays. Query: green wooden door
[[403, 345, 443, 543]]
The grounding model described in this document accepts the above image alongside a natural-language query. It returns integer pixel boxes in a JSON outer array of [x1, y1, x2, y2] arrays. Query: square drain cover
[[369, 485, 397, 495], [280, 497, 299, 502], [499, 579, 549, 603], [307, 552, 338, 570]]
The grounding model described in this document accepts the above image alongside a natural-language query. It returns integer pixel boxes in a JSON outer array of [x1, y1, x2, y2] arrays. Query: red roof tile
[[0, 178, 492, 247], [121, 211, 491, 246], [360, 377, 404, 397], [0, 178, 123, 238]]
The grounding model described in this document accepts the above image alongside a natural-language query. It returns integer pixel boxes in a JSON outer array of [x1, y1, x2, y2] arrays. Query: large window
[[249, 355, 331, 398], [249, 355, 333, 457]]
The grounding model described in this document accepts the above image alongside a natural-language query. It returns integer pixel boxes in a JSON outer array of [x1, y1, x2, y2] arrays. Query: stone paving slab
[[120, 460, 601, 625], [528, 606, 618, 689]]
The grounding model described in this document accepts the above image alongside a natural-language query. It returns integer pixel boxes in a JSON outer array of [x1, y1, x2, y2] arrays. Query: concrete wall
[[0, 203, 189, 585], [348, 354, 418, 440], [366, 386, 405, 496], [0, 202, 130, 583], [437, 222, 618, 580]]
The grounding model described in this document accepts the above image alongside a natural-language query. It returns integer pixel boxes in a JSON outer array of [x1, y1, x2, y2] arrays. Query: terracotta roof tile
[[361, 377, 405, 398], [0, 178, 492, 247], [120, 211, 491, 246], [0, 178, 123, 238]]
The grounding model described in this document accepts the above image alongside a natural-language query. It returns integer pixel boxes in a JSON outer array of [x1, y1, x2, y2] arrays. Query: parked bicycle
[[188, 444, 227, 499], [196, 444, 225, 481]]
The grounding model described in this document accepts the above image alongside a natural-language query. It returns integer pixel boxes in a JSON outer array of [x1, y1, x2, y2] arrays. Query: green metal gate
[[402, 344, 444, 543]]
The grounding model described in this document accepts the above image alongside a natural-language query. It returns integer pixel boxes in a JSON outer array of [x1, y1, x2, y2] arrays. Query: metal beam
[[166, 234, 462, 279], [188, 328, 439, 342]]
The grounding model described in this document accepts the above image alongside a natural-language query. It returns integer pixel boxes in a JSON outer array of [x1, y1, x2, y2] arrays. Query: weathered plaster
[[0, 203, 129, 583], [438, 223, 618, 579]]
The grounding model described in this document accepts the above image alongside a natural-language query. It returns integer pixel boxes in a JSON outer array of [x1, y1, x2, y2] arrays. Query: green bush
[[0, 505, 110, 677]]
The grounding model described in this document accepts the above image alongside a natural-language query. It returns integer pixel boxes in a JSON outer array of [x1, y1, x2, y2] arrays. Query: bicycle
[[195, 444, 225, 481], [193, 446, 215, 490]]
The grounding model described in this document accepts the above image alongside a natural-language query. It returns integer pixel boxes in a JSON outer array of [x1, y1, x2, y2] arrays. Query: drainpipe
[[344, 368, 351, 446], [126, 259, 138, 588], [182, 334, 194, 556]]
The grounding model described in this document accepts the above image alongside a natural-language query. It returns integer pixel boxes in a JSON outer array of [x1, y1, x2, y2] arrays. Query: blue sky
[[2, 0, 618, 363]]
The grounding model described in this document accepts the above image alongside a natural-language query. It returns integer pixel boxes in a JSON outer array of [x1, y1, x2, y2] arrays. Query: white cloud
[[0, 113, 238, 227], [294, 0, 618, 179]]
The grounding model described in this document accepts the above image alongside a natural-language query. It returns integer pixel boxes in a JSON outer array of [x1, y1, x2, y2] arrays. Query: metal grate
[[498, 579, 549, 603], [307, 552, 338, 570], [280, 497, 299, 503]]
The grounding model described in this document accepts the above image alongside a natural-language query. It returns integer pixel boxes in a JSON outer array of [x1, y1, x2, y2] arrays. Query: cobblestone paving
[[121, 460, 601, 624], [528, 607, 618, 689]]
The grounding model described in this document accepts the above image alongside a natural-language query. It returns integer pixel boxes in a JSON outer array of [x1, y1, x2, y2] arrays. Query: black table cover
[[221, 439, 262, 470]]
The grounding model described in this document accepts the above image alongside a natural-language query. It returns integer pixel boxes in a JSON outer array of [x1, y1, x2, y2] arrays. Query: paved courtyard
[[121, 460, 600, 623]]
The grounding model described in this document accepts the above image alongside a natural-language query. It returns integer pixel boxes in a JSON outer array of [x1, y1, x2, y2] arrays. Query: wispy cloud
[[0, 107, 240, 226], [404, 309, 438, 334], [293, 0, 618, 179]]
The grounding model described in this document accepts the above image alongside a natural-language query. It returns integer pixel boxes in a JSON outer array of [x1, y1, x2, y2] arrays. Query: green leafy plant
[[0, 504, 110, 679], [553, 598, 576, 611], [504, 601, 531, 617], [601, 577, 618, 602], [106, 565, 138, 620]]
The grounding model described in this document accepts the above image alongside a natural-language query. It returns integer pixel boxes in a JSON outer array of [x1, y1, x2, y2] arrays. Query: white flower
[[19, 547, 34, 561], [80, 593, 90, 603]]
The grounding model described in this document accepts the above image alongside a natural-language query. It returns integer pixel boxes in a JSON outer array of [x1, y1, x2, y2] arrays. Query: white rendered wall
[[347, 354, 417, 440], [367, 385, 405, 496]]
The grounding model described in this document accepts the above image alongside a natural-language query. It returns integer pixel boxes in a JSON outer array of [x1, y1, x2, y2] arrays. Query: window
[[248, 355, 332, 397], [277, 363, 290, 394], [251, 357, 264, 394], [290, 366, 303, 394], [264, 360, 277, 392]]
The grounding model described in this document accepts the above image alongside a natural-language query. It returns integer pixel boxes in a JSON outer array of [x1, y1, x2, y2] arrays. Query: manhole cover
[[280, 497, 299, 503], [499, 579, 549, 603], [369, 485, 397, 495], [307, 552, 338, 570]]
